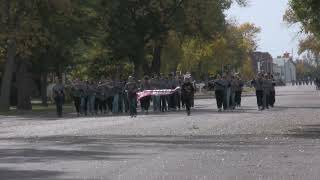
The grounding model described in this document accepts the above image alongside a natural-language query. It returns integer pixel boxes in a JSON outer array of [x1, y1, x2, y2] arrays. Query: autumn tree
[[0, 0, 96, 111], [285, 1, 320, 70]]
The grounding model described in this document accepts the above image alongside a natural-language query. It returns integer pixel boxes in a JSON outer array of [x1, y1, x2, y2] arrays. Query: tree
[[161, 22, 260, 79], [298, 35, 320, 67], [98, 0, 245, 77], [0, 1, 31, 112], [0, 0, 92, 111], [286, 0, 320, 37], [285, 1, 320, 72]]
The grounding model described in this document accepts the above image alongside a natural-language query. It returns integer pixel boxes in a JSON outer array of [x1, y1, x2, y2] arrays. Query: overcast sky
[[227, 0, 303, 59]]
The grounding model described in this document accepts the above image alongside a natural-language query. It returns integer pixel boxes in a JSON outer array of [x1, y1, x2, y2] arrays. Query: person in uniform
[[112, 80, 122, 114], [96, 81, 107, 114], [87, 80, 96, 116], [262, 74, 272, 109], [159, 75, 168, 112], [212, 74, 227, 112], [176, 75, 183, 110], [230, 75, 237, 110], [80, 80, 89, 116], [140, 76, 151, 114], [71, 79, 82, 117], [269, 75, 276, 107], [168, 73, 178, 111], [125, 76, 139, 117], [181, 75, 195, 116], [117, 79, 126, 113], [252, 74, 264, 110], [52, 77, 65, 117], [224, 74, 232, 110], [235, 75, 244, 107], [104, 78, 114, 114], [150, 75, 160, 112]]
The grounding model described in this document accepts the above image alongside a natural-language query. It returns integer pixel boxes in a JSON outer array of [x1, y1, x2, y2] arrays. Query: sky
[[227, 0, 303, 59]]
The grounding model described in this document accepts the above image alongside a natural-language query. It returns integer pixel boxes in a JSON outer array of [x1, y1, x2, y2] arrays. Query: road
[[1, 85, 320, 180]]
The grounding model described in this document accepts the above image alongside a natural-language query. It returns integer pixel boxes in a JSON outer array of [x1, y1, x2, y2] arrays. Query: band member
[[87, 80, 96, 116], [125, 76, 139, 117], [225, 74, 232, 110], [150, 75, 160, 112], [230, 75, 237, 110], [235, 75, 244, 107], [262, 74, 271, 109], [181, 75, 195, 116], [269, 75, 276, 107], [252, 74, 264, 110], [159, 75, 168, 112], [168, 73, 178, 111], [176, 75, 183, 110], [80, 81, 89, 116], [140, 76, 151, 114], [112, 80, 123, 114], [52, 77, 65, 117], [71, 79, 82, 117], [212, 74, 228, 112], [96, 81, 107, 114], [105, 78, 114, 114]]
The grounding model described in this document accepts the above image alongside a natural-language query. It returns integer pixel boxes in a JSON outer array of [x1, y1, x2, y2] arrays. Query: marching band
[[53, 72, 280, 117]]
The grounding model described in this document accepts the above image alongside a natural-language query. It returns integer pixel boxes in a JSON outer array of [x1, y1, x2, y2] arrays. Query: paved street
[[1, 85, 320, 180]]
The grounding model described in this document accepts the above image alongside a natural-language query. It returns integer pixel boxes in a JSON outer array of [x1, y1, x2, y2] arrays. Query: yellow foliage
[[241, 56, 254, 80], [165, 22, 260, 77]]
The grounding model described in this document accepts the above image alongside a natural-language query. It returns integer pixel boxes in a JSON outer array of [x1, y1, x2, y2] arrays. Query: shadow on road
[[0, 132, 319, 180], [0, 107, 263, 121], [0, 134, 290, 164], [288, 124, 320, 139], [0, 147, 140, 164], [0, 168, 63, 180]]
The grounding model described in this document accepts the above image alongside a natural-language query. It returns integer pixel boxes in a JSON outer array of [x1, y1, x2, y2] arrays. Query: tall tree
[[286, 0, 320, 37], [0, 1, 26, 112], [298, 35, 320, 67], [99, 0, 243, 77], [0, 0, 87, 111]]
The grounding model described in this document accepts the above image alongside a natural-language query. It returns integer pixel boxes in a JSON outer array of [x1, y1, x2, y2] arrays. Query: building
[[272, 63, 282, 80], [250, 52, 273, 75], [273, 53, 297, 83]]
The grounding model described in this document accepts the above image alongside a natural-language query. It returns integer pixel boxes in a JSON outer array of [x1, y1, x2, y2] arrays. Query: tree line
[[0, 0, 260, 112]]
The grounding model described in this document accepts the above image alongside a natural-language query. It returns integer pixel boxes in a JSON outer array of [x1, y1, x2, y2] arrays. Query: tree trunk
[[41, 72, 48, 106], [16, 61, 32, 111], [0, 39, 17, 112], [151, 41, 162, 75], [134, 61, 143, 79], [142, 62, 151, 76], [131, 47, 144, 79]]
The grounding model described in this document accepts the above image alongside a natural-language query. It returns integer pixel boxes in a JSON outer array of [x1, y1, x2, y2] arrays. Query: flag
[[137, 87, 181, 100]]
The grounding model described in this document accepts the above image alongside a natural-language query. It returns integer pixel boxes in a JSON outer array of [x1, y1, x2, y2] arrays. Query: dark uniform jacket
[[182, 82, 195, 100], [125, 81, 138, 98], [251, 79, 263, 91]]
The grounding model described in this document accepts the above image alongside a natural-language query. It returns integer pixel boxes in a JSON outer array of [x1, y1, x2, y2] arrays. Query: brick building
[[250, 52, 273, 75]]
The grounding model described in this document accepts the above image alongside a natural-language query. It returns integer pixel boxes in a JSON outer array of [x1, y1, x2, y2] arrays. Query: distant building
[[273, 53, 297, 83], [250, 52, 273, 75], [272, 63, 282, 80]]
